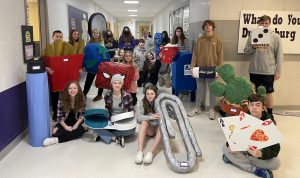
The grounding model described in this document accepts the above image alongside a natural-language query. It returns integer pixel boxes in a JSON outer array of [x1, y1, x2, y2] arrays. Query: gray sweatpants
[[222, 144, 280, 173], [195, 78, 216, 109]]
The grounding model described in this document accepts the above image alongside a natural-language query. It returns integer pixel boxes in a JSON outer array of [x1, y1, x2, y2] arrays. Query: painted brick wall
[[0, 0, 28, 151]]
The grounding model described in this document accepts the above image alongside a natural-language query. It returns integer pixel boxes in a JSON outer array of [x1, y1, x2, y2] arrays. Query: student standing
[[244, 15, 283, 115], [118, 26, 135, 51], [171, 26, 190, 52], [45, 30, 63, 121], [133, 39, 147, 87], [123, 50, 139, 106], [158, 31, 172, 88], [83, 28, 105, 102], [104, 30, 118, 59], [189, 20, 223, 120]]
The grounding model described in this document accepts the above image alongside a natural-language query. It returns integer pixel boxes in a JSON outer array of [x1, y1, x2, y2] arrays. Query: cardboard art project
[[44, 54, 83, 91], [218, 111, 283, 151], [230, 118, 283, 151], [251, 27, 270, 45], [84, 109, 136, 131], [192, 67, 216, 78], [159, 44, 179, 64], [82, 43, 110, 74], [95, 62, 135, 90]]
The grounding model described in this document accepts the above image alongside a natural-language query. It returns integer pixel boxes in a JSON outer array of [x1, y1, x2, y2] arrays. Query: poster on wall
[[68, 5, 88, 42], [21, 25, 34, 62], [238, 10, 300, 54]]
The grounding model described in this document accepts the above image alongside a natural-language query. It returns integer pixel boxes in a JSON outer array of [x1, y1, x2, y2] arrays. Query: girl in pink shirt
[[123, 50, 139, 105]]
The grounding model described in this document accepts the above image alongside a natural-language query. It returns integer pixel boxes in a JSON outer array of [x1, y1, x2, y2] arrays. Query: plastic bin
[[160, 46, 179, 64]]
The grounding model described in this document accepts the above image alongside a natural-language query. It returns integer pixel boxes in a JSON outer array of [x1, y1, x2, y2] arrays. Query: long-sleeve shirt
[[125, 68, 140, 93], [257, 111, 280, 160], [178, 38, 190, 52], [57, 99, 85, 123], [135, 101, 153, 124], [191, 33, 223, 68], [133, 46, 147, 71], [118, 36, 135, 51], [244, 31, 283, 75], [142, 36, 154, 53], [104, 90, 134, 117], [143, 59, 162, 85]]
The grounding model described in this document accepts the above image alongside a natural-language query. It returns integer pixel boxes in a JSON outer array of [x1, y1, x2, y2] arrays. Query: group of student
[[42, 76, 161, 164], [41, 15, 281, 177], [191, 16, 281, 178]]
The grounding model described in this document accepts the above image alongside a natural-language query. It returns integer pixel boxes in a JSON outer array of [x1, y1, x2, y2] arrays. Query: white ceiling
[[93, 0, 175, 21]]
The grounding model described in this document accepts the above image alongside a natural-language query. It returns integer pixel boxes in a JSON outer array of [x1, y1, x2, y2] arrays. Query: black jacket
[[143, 59, 161, 86]]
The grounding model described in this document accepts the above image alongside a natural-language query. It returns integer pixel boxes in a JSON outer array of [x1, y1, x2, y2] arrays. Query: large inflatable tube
[[155, 93, 202, 173]]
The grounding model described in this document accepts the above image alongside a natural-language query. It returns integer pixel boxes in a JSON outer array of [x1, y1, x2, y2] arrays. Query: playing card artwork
[[250, 129, 269, 142], [218, 112, 282, 151], [230, 119, 283, 151]]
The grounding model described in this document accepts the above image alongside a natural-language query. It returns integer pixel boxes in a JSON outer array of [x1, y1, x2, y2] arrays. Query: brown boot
[[93, 95, 102, 102]]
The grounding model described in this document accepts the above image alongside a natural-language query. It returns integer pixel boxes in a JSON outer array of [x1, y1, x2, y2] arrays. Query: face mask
[[124, 31, 129, 35]]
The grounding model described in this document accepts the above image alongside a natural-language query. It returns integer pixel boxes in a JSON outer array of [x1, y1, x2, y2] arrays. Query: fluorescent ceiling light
[[129, 14, 138, 17], [124, 1, 139, 4], [127, 10, 138, 12]]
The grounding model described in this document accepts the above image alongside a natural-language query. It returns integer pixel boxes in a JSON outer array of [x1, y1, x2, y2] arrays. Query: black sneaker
[[116, 136, 125, 147], [95, 136, 101, 142]]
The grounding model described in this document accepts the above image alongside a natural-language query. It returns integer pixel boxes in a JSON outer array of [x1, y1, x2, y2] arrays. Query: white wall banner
[[238, 10, 300, 54]]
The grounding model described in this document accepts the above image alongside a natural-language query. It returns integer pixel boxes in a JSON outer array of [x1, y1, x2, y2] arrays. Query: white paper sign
[[238, 10, 300, 54]]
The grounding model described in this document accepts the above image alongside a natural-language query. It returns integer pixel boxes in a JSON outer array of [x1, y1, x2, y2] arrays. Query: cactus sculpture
[[210, 64, 266, 108]]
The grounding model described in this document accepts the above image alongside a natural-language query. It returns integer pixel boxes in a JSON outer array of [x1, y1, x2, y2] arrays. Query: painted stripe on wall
[[0, 82, 28, 151]]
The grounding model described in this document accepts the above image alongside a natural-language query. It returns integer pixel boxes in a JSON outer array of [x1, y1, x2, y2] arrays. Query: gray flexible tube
[[155, 93, 202, 173]]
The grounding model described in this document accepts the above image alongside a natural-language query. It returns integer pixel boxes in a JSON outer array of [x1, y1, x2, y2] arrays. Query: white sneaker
[[143, 152, 154, 164], [187, 109, 201, 117], [82, 132, 99, 142], [209, 109, 216, 120], [135, 151, 144, 164], [43, 137, 58, 146]]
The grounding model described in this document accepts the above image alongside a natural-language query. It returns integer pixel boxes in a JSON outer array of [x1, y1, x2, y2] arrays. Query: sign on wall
[[238, 10, 300, 54], [21, 25, 34, 62], [68, 5, 88, 42]]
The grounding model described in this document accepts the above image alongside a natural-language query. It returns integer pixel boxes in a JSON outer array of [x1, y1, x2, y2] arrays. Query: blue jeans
[[93, 128, 136, 144]]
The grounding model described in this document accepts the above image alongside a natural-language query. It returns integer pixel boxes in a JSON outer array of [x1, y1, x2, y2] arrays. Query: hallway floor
[[0, 75, 299, 178]]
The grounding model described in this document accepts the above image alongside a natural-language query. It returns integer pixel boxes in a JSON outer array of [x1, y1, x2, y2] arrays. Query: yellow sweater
[[191, 33, 223, 68]]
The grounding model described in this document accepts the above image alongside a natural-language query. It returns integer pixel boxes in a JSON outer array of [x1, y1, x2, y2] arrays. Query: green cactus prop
[[209, 64, 253, 105]]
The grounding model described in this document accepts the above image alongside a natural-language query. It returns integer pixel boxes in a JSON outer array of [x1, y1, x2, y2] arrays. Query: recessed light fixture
[[129, 14, 138, 17], [124, 1, 139, 4], [127, 10, 138, 12]]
